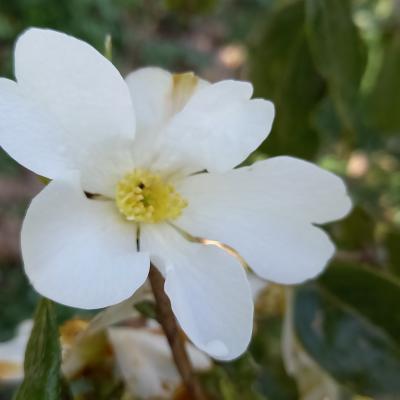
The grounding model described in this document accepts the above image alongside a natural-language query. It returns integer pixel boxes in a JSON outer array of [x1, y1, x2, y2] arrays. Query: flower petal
[[15, 28, 136, 168], [0, 78, 71, 178], [21, 173, 149, 309], [108, 325, 211, 398], [140, 224, 253, 360], [125, 67, 174, 136], [125, 67, 210, 134], [79, 137, 136, 197], [125, 67, 209, 168], [176, 156, 352, 284], [247, 272, 268, 301], [154, 80, 275, 173], [86, 285, 152, 335]]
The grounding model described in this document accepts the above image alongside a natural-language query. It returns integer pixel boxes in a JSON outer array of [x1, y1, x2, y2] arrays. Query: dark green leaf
[[0, 265, 37, 342], [250, 317, 298, 400], [14, 298, 71, 400], [202, 316, 297, 400], [201, 353, 269, 400], [312, 96, 342, 145], [385, 228, 400, 277], [249, 1, 323, 160], [305, 0, 367, 137], [367, 29, 400, 136], [319, 263, 400, 346], [294, 264, 400, 396]]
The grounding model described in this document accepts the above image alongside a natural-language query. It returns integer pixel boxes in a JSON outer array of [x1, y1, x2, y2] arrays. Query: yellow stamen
[[116, 169, 188, 224]]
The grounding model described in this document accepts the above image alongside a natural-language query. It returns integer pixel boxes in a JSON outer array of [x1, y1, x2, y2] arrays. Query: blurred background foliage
[[0, 0, 399, 399]]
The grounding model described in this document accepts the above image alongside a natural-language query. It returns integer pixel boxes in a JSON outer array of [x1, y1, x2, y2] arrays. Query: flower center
[[115, 169, 188, 223]]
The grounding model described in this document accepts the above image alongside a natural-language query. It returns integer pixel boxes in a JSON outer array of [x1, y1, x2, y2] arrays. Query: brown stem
[[148, 265, 207, 400]]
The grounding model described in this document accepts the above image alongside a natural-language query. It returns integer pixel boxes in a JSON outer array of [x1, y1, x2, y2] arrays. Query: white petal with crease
[[125, 67, 210, 169], [125, 67, 173, 135], [176, 156, 352, 284], [22, 173, 149, 309], [155, 80, 274, 173], [140, 224, 253, 360]]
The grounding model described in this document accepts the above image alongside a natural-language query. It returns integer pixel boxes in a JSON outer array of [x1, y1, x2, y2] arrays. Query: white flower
[[0, 321, 32, 382], [247, 272, 269, 301], [61, 316, 211, 400], [0, 28, 351, 361], [108, 323, 211, 399], [0, 318, 211, 400]]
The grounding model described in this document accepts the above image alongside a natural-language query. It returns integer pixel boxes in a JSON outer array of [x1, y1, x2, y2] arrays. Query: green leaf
[[385, 228, 400, 278], [294, 264, 400, 396], [14, 298, 71, 400], [305, 0, 367, 137], [134, 300, 157, 320], [201, 353, 269, 400], [367, 30, 400, 135], [202, 316, 297, 400], [319, 263, 400, 345], [249, 1, 323, 160], [311, 96, 342, 146], [250, 317, 298, 400]]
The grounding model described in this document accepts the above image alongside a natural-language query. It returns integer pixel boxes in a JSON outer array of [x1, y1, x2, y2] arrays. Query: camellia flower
[[0, 29, 351, 361]]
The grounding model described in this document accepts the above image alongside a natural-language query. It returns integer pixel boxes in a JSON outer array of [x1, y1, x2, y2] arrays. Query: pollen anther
[[115, 169, 188, 223]]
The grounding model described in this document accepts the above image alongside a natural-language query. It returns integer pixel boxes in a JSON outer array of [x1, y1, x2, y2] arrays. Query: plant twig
[[148, 265, 207, 400]]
